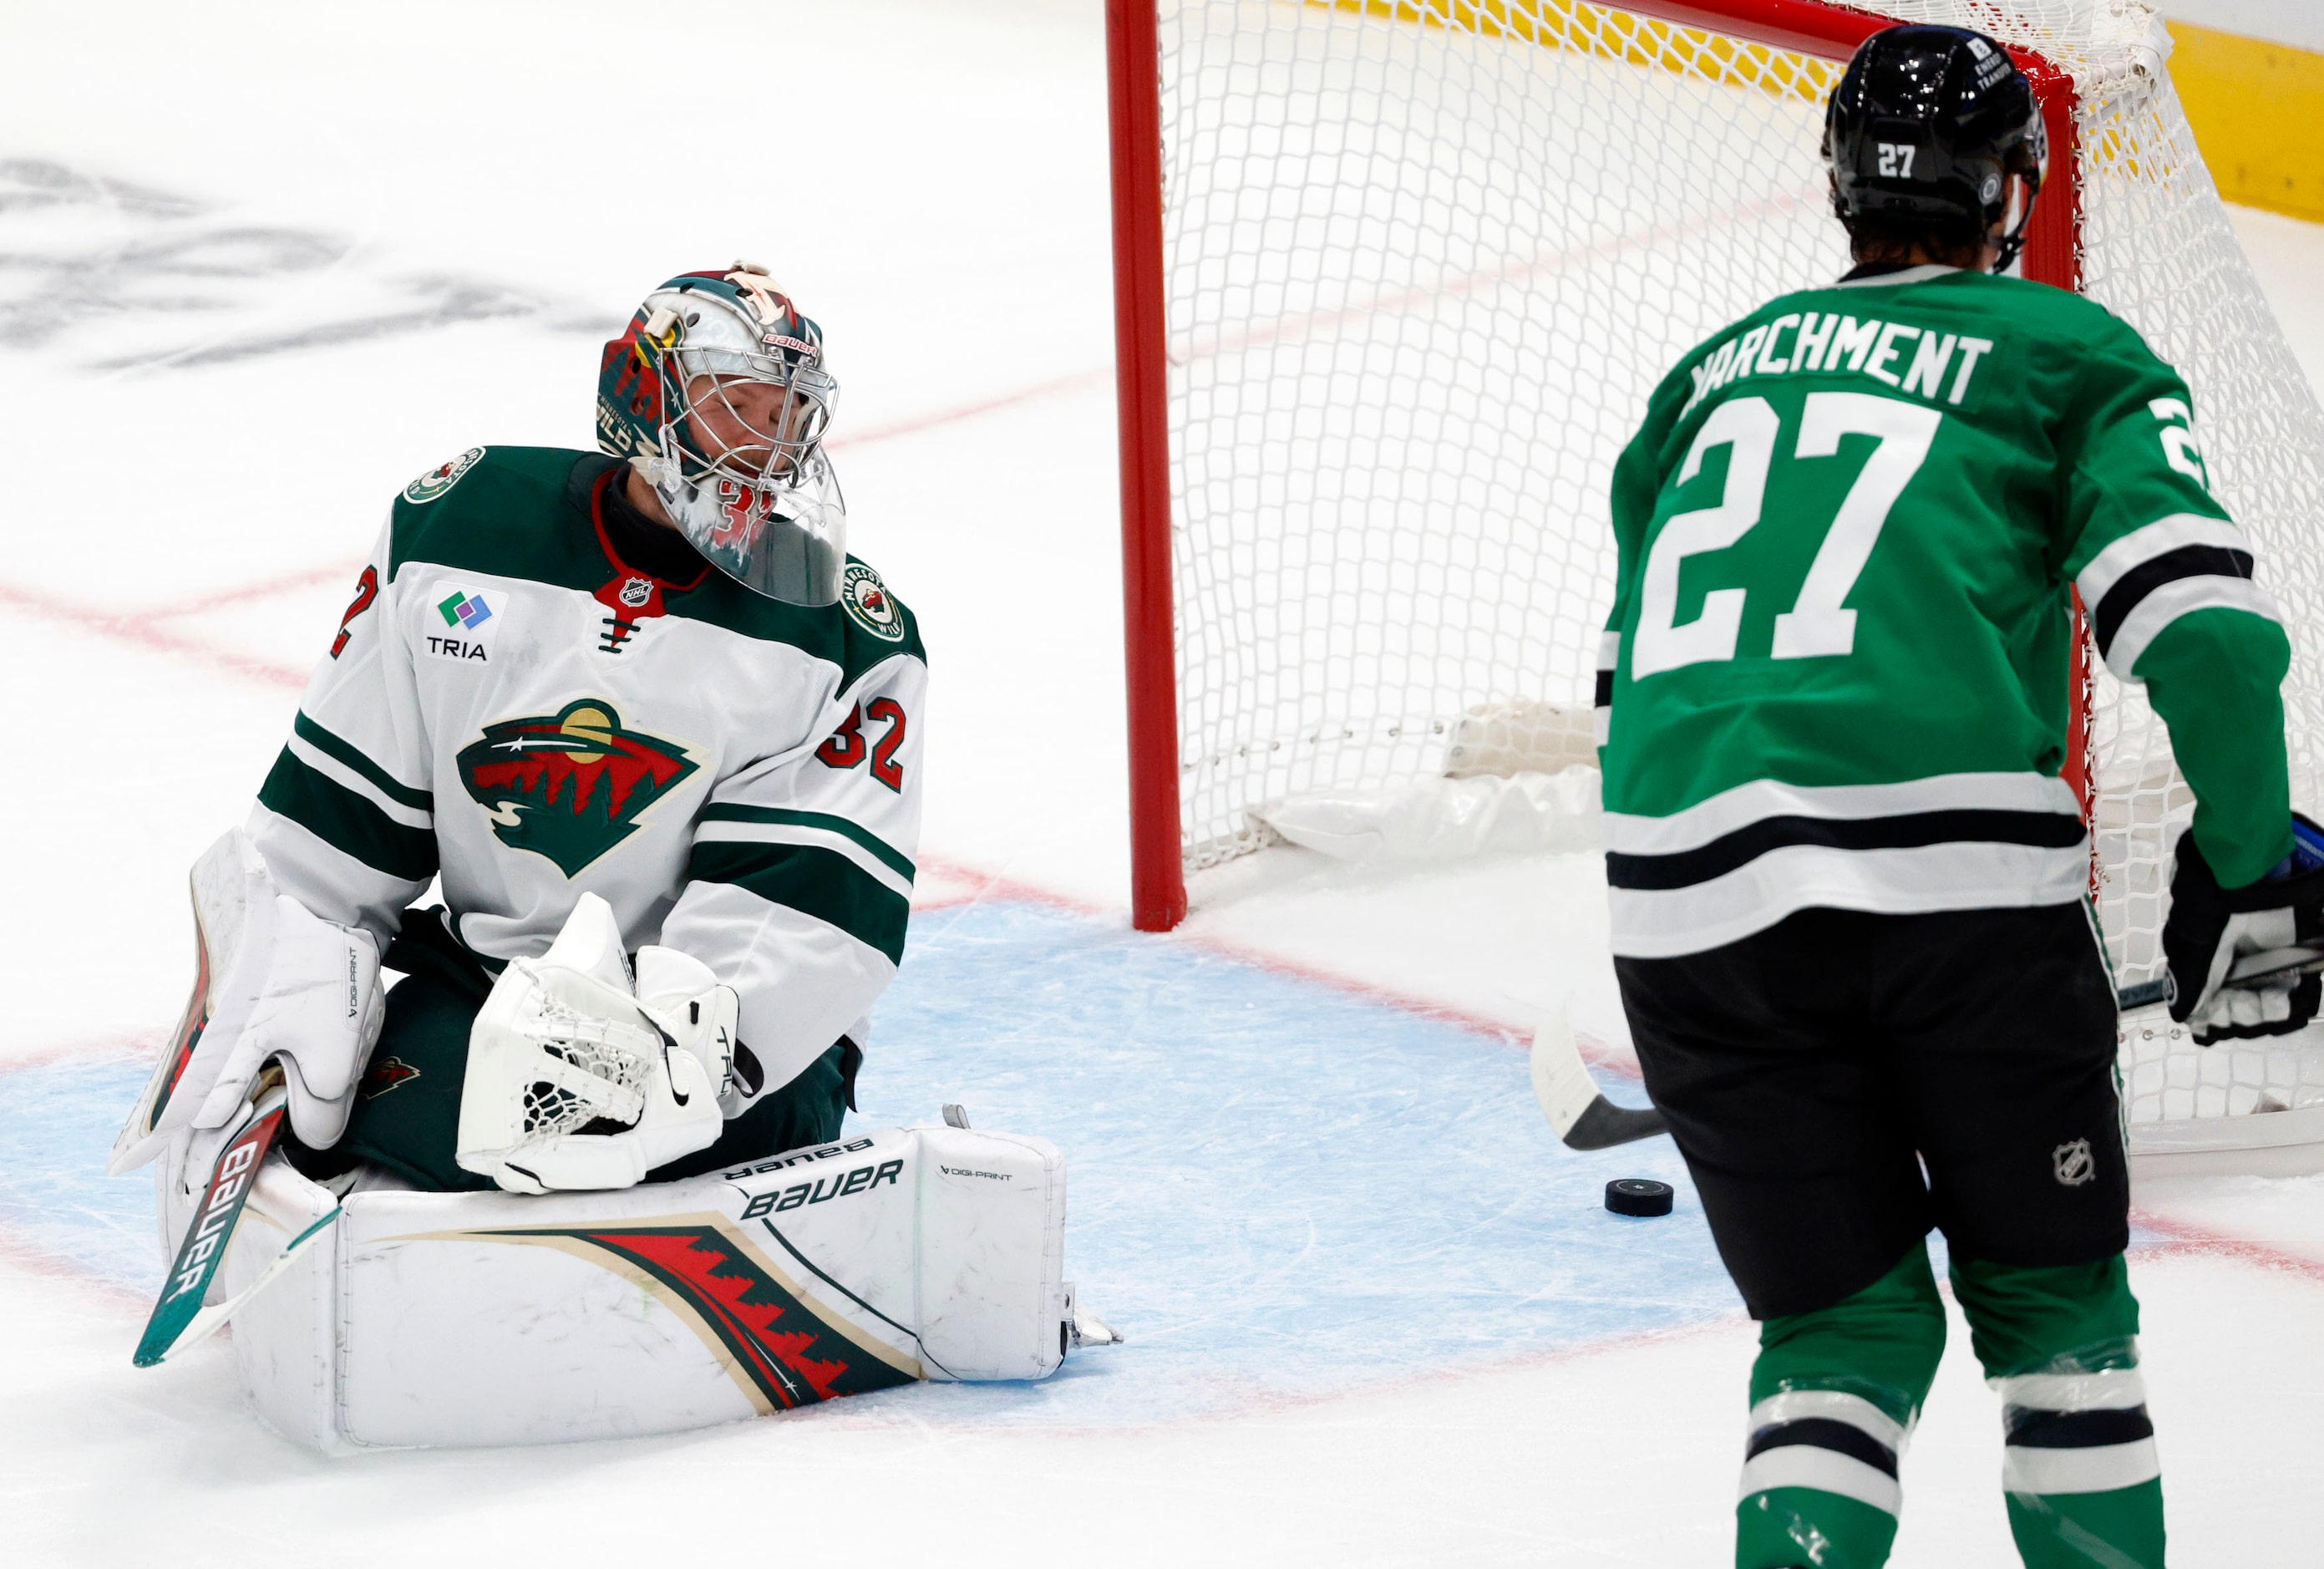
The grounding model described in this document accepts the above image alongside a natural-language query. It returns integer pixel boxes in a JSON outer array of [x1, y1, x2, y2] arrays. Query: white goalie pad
[[218, 1120, 1078, 1451], [111, 829, 383, 1175]]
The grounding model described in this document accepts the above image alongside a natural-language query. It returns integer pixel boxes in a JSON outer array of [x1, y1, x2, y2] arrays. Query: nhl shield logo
[[840, 562, 906, 642], [403, 446, 485, 505], [2052, 1138, 2096, 1187]]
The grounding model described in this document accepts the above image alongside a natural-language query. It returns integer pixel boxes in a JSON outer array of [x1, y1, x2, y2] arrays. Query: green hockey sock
[[1950, 1255, 2165, 1569], [1736, 1244, 1947, 1569]]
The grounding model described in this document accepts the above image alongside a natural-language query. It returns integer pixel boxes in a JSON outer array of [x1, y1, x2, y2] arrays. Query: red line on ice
[[0, 579, 307, 690], [2130, 1207, 2324, 1284], [0, 1228, 147, 1310], [139, 560, 358, 623], [830, 368, 1112, 452]]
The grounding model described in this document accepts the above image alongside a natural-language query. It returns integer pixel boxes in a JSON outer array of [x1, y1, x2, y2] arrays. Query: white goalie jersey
[[248, 444, 927, 1102]]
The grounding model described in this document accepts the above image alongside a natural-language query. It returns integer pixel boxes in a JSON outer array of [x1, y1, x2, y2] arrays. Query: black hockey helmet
[[1824, 24, 2047, 272]]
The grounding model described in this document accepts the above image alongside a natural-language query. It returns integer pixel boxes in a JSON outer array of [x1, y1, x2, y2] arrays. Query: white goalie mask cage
[[623, 267, 849, 607]]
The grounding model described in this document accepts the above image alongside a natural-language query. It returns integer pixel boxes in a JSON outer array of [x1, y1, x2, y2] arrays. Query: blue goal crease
[[2, 897, 1739, 1427]]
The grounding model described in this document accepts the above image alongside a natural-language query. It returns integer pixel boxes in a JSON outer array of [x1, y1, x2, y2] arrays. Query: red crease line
[[2130, 1207, 2324, 1285], [911, 851, 1636, 1076]]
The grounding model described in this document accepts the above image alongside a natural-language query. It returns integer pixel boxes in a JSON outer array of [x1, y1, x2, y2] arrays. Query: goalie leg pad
[[113, 828, 383, 1175], [223, 1120, 1073, 1450]]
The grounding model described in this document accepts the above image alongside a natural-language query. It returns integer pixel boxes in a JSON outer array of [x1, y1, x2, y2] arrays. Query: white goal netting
[[1154, 0, 2324, 1150]]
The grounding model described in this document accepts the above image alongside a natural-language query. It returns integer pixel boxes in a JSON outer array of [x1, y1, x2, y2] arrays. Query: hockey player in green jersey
[[1596, 26, 2323, 1569], [116, 262, 928, 1201]]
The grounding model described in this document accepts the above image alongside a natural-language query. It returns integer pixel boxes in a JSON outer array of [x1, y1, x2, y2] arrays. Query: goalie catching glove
[[455, 892, 738, 1194], [2164, 813, 2324, 1043]]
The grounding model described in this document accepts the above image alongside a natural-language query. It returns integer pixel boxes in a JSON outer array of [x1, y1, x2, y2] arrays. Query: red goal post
[[1107, 0, 2092, 933]]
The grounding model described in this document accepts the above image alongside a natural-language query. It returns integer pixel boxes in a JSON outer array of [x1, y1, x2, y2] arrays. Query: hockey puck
[[1605, 1178, 1674, 1217]]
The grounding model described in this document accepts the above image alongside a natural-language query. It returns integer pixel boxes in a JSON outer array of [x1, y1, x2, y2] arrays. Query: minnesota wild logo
[[456, 699, 698, 876], [403, 446, 485, 505]]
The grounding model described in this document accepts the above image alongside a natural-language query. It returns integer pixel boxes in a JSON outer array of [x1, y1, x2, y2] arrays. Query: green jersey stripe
[[695, 804, 915, 882], [285, 734, 431, 830], [257, 747, 439, 884], [687, 840, 908, 966], [292, 712, 434, 810]]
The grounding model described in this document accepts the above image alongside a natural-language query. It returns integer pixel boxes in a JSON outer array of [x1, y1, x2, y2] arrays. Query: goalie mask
[[596, 262, 846, 606], [1824, 24, 2047, 272]]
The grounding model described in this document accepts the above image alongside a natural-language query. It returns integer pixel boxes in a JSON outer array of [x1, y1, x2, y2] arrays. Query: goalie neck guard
[[596, 262, 847, 607], [1824, 24, 2047, 273]]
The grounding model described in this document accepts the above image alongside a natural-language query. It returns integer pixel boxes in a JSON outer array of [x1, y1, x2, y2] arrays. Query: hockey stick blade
[[140, 1202, 341, 1368], [134, 1083, 302, 1368], [1530, 1004, 1668, 1150], [1560, 1094, 1671, 1151]]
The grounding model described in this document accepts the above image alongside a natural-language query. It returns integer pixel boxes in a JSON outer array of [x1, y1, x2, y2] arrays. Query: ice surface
[[11, 900, 1720, 1427], [3, 1, 2323, 1564]]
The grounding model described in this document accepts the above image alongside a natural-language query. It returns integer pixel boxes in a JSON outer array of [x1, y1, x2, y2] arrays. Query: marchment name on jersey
[[1682, 311, 1993, 419]]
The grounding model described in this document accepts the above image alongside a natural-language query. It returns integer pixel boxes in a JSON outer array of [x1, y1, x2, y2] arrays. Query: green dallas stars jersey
[[1596, 265, 2291, 959], [248, 445, 926, 1101]]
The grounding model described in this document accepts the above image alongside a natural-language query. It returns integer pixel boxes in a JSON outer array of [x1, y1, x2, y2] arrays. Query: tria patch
[[403, 447, 486, 505], [455, 698, 698, 876], [840, 563, 906, 643], [425, 580, 503, 663], [361, 1055, 421, 1100]]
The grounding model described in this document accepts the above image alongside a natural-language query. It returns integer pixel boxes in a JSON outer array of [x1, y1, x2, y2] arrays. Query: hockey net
[[1113, 0, 2324, 1164]]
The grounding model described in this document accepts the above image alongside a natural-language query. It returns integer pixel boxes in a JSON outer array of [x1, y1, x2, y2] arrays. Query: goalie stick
[[1530, 1001, 1668, 1150], [2113, 944, 2324, 1014], [134, 1073, 341, 1368]]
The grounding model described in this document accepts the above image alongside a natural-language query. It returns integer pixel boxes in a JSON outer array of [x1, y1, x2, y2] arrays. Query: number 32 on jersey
[[1631, 391, 1938, 678], [816, 699, 908, 791]]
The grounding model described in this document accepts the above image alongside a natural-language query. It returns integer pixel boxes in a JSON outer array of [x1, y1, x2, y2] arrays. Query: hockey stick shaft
[[1530, 1002, 1667, 1150], [2114, 947, 2324, 1014]]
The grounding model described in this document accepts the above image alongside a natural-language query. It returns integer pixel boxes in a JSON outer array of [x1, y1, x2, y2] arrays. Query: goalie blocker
[[220, 1116, 1094, 1450]]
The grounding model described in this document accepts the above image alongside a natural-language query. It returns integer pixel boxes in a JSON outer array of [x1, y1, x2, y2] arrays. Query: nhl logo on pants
[[2053, 1138, 2095, 1187]]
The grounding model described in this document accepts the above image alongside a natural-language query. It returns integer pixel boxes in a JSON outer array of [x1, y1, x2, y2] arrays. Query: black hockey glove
[[2162, 813, 2324, 1043]]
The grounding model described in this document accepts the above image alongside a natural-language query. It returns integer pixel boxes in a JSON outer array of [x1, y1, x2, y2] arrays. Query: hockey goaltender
[[109, 264, 1104, 1448]]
